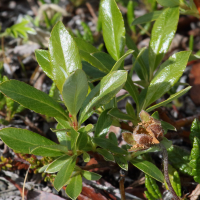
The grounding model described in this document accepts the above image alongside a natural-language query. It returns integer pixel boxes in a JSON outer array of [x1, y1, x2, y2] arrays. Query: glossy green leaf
[[109, 132, 118, 146], [110, 49, 134, 72], [124, 76, 139, 108], [0, 128, 55, 154], [156, 0, 179, 7], [79, 70, 127, 123], [62, 69, 88, 117], [74, 37, 99, 53], [54, 155, 76, 191], [55, 117, 71, 129], [125, 102, 137, 123], [101, 0, 125, 60], [83, 152, 90, 162], [82, 61, 106, 79], [131, 158, 164, 183], [168, 145, 193, 175], [131, 47, 149, 81], [190, 137, 200, 183], [126, 34, 149, 81], [35, 49, 53, 80], [144, 51, 191, 108], [56, 123, 71, 149], [149, 7, 179, 75], [114, 155, 128, 171], [91, 52, 115, 71], [146, 86, 191, 112], [96, 148, 114, 161], [93, 138, 127, 154], [77, 131, 88, 150], [165, 165, 182, 197], [46, 155, 70, 173], [82, 170, 102, 180], [0, 80, 68, 120], [71, 128, 80, 153], [38, 164, 49, 173], [144, 191, 157, 200], [108, 108, 134, 121], [190, 119, 200, 144], [49, 21, 82, 92], [145, 175, 162, 199], [127, 0, 136, 32], [132, 10, 163, 25], [30, 144, 68, 157], [161, 121, 176, 134], [66, 174, 82, 200], [79, 50, 109, 73]]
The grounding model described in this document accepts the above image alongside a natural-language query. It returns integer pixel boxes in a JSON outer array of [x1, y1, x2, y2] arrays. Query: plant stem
[[159, 144, 180, 200], [119, 169, 126, 200]]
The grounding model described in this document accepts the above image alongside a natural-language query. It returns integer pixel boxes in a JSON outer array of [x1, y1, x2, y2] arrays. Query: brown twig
[[86, 3, 98, 23], [119, 169, 126, 200]]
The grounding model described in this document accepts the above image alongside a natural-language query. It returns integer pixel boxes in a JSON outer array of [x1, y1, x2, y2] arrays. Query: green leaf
[[125, 102, 136, 122], [30, 145, 68, 157], [156, 0, 180, 7], [114, 155, 128, 170], [93, 138, 127, 154], [49, 21, 82, 92], [110, 49, 134, 72], [83, 152, 90, 162], [91, 52, 116, 71], [0, 128, 55, 154], [79, 70, 127, 123], [0, 80, 68, 120], [96, 148, 114, 161], [74, 37, 99, 53], [165, 165, 182, 197], [56, 123, 71, 149], [146, 86, 191, 112], [108, 108, 134, 121], [168, 145, 193, 175], [66, 174, 82, 200], [62, 69, 88, 117], [190, 119, 200, 144], [144, 191, 157, 200], [79, 50, 109, 73], [144, 51, 191, 108], [130, 158, 164, 183], [149, 7, 179, 75], [109, 132, 118, 146], [124, 76, 139, 108], [38, 164, 49, 173], [82, 170, 102, 180], [35, 50, 53, 80], [46, 155, 70, 173], [190, 137, 200, 183], [55, 117, 71, 129], [161, 121, 176, 134], [127, 0, 136, 32], [82, 61, 106, 79], [132, 10, 163, 25], [71, 128, 80, 153], [145, 175, 162, 199], [101, 0, 125, 61], [131, 47, 149, 81], [54, 155, 76, 191], [77, 131, 88, 150]]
